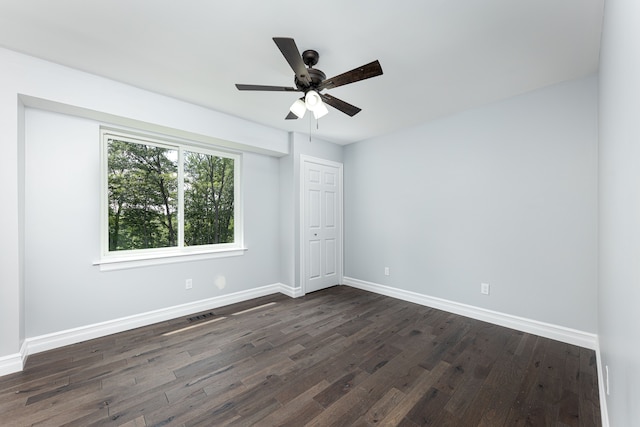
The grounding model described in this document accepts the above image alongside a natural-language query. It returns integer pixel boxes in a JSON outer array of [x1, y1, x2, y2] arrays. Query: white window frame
[[95, 128, 245, 271]]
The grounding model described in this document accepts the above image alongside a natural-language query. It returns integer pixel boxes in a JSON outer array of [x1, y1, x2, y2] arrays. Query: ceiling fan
[[235, 37, 383, 120]]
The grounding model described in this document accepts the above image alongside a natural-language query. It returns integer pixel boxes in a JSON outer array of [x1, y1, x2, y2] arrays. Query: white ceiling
[[0, 0, 604, 145]]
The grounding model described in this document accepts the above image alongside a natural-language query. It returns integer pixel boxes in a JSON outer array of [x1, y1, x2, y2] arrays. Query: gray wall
[[598, 0, 640, 424], [24, 108, 281, 336], [0, 46, 290, 362], [344, 76, 598, 332]]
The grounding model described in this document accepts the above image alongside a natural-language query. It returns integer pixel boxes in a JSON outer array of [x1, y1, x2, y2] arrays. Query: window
[[100, 129, 243, 267]]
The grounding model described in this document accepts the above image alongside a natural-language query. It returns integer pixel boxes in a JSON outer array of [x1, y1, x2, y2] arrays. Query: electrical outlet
[[384, 267, 390, 276], [480, 283, 490, 295], [185, 279, 193, 290]]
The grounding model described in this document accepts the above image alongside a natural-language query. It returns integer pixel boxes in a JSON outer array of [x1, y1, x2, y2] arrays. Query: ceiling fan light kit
[[290, 98, 306, 118], [289, 90, 330, 120], [305, 90, 322, 110], [236, 37, 383, 120], [312, 101, 329, 119]]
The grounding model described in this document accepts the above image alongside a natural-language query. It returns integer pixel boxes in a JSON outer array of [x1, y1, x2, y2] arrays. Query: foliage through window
[[103, 130, 240, 257], [184, 151, 235, 246]]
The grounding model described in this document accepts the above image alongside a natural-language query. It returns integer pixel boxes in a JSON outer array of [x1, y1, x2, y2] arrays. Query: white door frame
[[299, 155, 344, 295]]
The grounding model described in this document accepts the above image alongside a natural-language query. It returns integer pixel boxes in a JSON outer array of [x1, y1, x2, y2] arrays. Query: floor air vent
[[188, 312, 215, 322]]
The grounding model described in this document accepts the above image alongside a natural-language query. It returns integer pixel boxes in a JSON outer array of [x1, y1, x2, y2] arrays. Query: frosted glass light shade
[[305, 90, 322, 111], [312, 102, 329, 119], [290, 99, 306, 118]]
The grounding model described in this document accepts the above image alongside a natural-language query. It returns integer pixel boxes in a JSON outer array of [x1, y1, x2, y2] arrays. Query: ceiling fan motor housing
[[295, 67, 326, 92]]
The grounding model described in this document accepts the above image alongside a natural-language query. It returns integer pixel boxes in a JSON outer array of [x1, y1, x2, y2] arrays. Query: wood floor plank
[[376, 361, 451, 426], [359, 386, 406, 424], [405, 386, 452, 426], [258, 379, 329, 426], [312, 368, 369, 409], [578, 347, 602, 426], [4, 379, 103, 426], [0, 286, 602, 426]]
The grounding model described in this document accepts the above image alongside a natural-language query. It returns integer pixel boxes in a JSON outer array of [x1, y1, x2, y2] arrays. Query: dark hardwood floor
[[0, 286, 601, 426]]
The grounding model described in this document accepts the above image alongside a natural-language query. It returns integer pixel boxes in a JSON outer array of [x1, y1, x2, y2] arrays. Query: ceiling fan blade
[[285, 111, 298, 120], [317, 60, 383, 91], [235, 84, 298, 91], [320, 93, 362, 117], [273, 37, 311, 87]]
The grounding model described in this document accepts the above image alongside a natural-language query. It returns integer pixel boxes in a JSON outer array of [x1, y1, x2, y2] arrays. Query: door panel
[[325, 238, 336, 275], [309, 168, 321, 184], [324, 170, 336, 186], [303, 159, 342, 293], [309, 240, 321, 279], [325, 191, 336, 228], [309, 190, 321, 228]]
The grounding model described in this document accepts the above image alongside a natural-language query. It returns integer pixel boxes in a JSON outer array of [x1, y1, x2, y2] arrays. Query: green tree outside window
[[106, 137, 236, 253]]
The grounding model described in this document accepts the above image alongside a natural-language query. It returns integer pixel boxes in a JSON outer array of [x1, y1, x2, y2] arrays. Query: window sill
[[93, 247, 248, 271]]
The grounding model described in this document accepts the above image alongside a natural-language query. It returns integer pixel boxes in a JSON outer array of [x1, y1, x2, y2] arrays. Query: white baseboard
[[0, 340, 27, 377], [18, 283, 295, 369], [342, 276, 598, 350], [0, 355, 22, 377], [594, 338, 610, 427], [278, 283, 304, 298]]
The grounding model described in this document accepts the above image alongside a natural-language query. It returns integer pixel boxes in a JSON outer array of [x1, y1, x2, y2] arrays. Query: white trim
[[23, 283, 292, 357], [299, 155, 344, 169], [0, 341, 27, 376], [594, 338, 610, 427], [278, 284, 304, 298], [99, 128, 245, 265], [342, 276, 598, 350], [93, 247, 248, 271], [299, 155, 344, 295]]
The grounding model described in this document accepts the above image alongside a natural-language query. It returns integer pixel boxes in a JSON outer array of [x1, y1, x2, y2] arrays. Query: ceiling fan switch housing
[[302, 49, 319, 67]]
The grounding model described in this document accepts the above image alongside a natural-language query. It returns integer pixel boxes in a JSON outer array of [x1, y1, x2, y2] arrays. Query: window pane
[[184, 151, 235, 246], [107, 139, 178, 251]]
